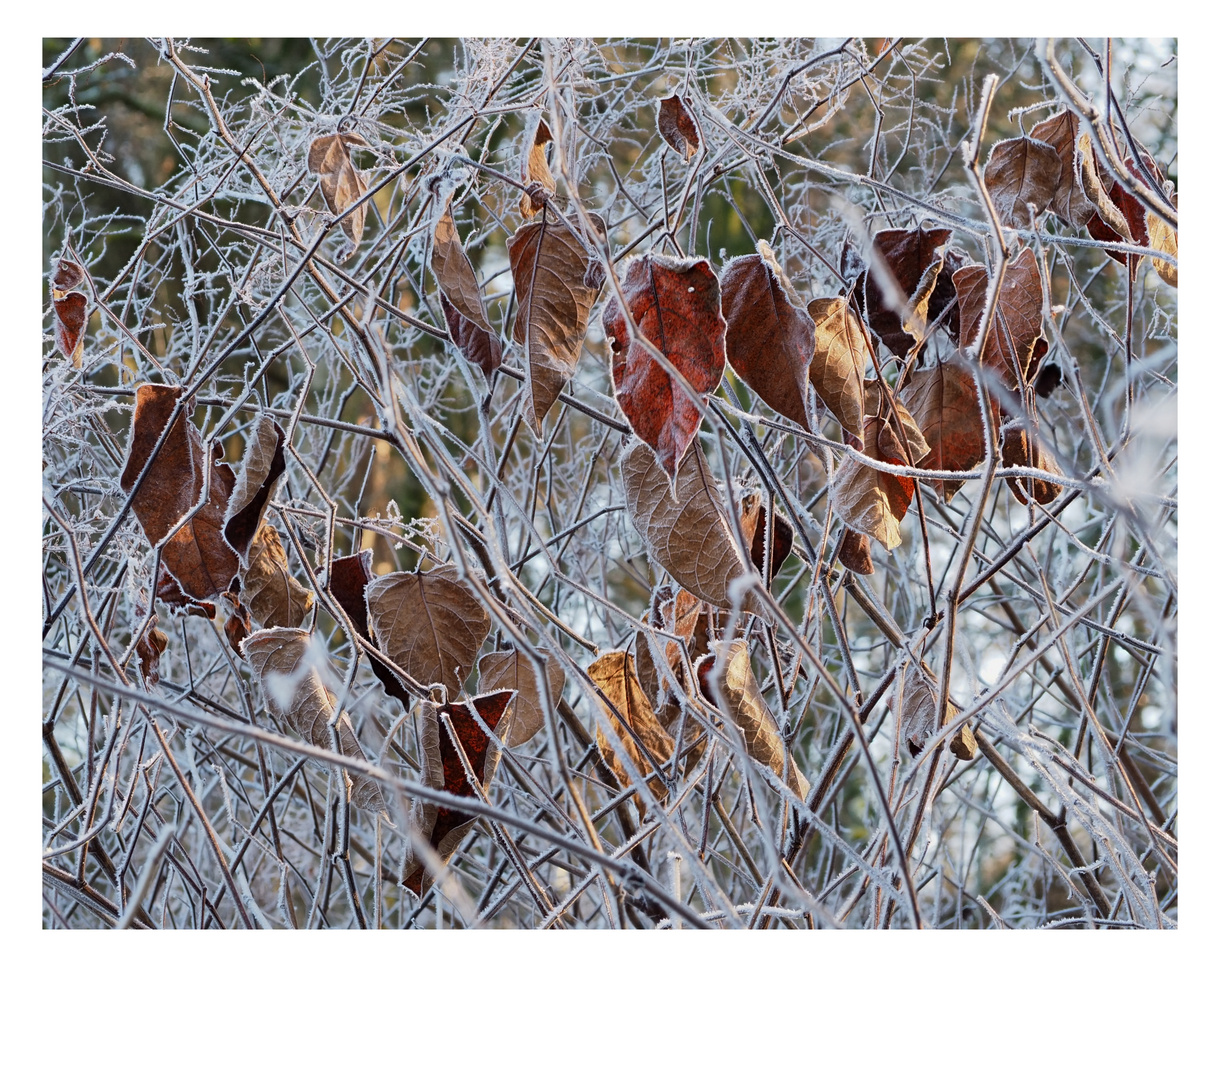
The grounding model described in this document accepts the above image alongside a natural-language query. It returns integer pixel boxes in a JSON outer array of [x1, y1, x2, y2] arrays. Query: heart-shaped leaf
[[604, 253, 727, 478], [403, 690, 515, 895], [1029, 111, 1094, 228], [366, 563, 491, 696], [983, 136, 1063, 228], [507, 207, 602, 433], [239, 523, 314, 629], [307, 131, 369, 255], [952, 248, 1044, 390], [722, 244, 817, 431], [476, 648, 566, 747], [519, 112, 556, 218], [329, 550, 412, 711], [657, 93, 699, 160], [244, 627, 385, 814], [900, 357, 986, 502], [621, 438, 758, 612], [224, 413, 286, 562], [807, 296, 869, 442]]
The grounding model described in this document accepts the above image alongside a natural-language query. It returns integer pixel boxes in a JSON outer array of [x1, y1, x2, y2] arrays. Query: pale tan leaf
[[1148, 184, 1178, 288], [431, 201, 493, 332], [620, 438, 759, 612], [239, 524, 314, 629], [365, 563, 491, 696], [702, 640, 808, 800], [507, 208, 601, 433], [807, 296, 869, 441], [983, 136, 1063, 228], [476, 648, 566, 747], [307, 132, 368, 254], [1076, 133, 1132, 242], [223, 413, 286, 561], [519, 112, 556, 217], [244, 628, 385, 813]]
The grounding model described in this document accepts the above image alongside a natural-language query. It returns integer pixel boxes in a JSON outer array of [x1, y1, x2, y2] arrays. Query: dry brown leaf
[[1148, 183, 1178, 288], [222, 590, 251, 655], [807, 296, 869, 441], [587, 651, 674, 812], [863, 379, 931, 464], [476, 648, 566, 747], [831, 416, 917, 551], [953, 248, 1044, 390], [507, 207, 602, 433], [431, 201, 494, 333], [1076, 134, 1137, 250], [657, 94, 699, 159], [519, 113, 556, 217], [328, 550, 412, 710], [239, 523, 314, 629], [983, 136, 1063, 228], [739, 491, 794, 581], [1002, 422, 1064, 506], [223, 414, 286, 562], [155, 568, 216, 620], [900, 358, 986, 501], [892, 664, 975, 761], [699, 641, 809, 800], [307, 132, 369, 255], [244, 628, 385, 813], [135, 616, 168, 686], [838, 529, 875, 575], [1029, 111, 1094, 228], [366, 563, 491, 696], [722, 244, 817, 431], [620, 438, 759, 612], [402, 690, 515, 894]]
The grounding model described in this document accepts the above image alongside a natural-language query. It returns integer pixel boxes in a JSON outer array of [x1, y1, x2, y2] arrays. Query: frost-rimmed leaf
[[477, 648, 565, 747], [983, 136, 1063, 228], [657, 94, 699, 159], [739, 490, 793, 581], [604, 253, 727, 478], [1002, 422, 1064, 506], [1148, 188, 1178, 288], [1029, 111, 1093, 228], [518, 112, 556, 217], [863, 380, 931, 464], [223, 413, 286, 562], [838, 529, 875, 575], [722, 243, 816, 431], [366, 563, 491, 696], [329, 550, 412, 710], [620, 438, 758, 612], [403, 691, 515, 895], [239, 523, 314, 629], [307, 131, 369, 254], [892, 663, 976, 762], [953, 248, 1044, 388], [831, 416, 918, 551], [120, 384, 240, 602], [244, 627, 385, 814], [507, 206, 602, 433], [588, 651, 674, 812], [51, 257, 88, 365], [431, 201, 493, 332], [807, 296, 869, 441], [900, 358, 985, 502], [698, 640, 809, 800], [135, 615, 168, 687]]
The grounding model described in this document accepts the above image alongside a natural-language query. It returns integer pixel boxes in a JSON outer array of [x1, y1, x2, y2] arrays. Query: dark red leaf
[[838, 529, 875, 575], [952, 248, 1044, 390], [53, 293, 87, 363], [740, 491, 793, 580], [603, 253, 726, 478], [658, 94, 699, 159], [52, 259, 85, 295], [1085, 155, 1155, 273], [155, 568, 217, 619]]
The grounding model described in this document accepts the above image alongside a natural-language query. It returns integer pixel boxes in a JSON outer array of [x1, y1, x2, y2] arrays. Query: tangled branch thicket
[[42, 38, 1177, 929]]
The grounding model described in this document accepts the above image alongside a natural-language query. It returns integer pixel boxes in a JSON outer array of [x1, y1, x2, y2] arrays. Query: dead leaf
[[739, 491, 793, 581], [838, 529, 875, 575], [54, 293, 87, 366], [135, 616, 168, 686], [862, 380, 931, 464], [366, 563, 491, 697], [403, 690, 515, 894], [307, 131, 369, 254], [223, 414, 286, 562], [244, 627, 386, 814], [621, 438, 758, 612], [432, 200, 494, 334], [519, 113, 556, 218], [476, 648, 566, 747], [698, 641, 809, 800], [721, 244, 817, 431], [440, 294, 503, 378], [657, 94, 699, 160], [507, 207, 602, 432], [52, 259, 85, 296], [953, 248, 1044, 390], [900, 357, 986, 501], [604, 253, 727, 478], [807, 296, 869, 441], [892, 664, 975, 761], [120, 384, 240, 602], [329, 550, 412, 711], [588, 651, 674, 812], [1002, 422, 1063, 506], [831, 416, 916, 551], [983, 136, 1063, 228], [222, 591, 251, 655], [239, 523, 314, 629], [1148, 182, 1178, 288], [1029, 111, 1093, 228], [155, 568, 216, 620]]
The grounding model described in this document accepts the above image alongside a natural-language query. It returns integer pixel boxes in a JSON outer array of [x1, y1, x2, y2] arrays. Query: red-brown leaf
[[952, 248, 1044, 390], [831, 416, 916, 550], [657, 94, 699, 160], [721, 246, 817, 431], [223, 414, 286, 562], [900, 357, 986, 502], [838, 529, 875, 575], [1029, 111, 1094, 228], [1085, 155, 1155, 272], [440, 293, 502, 378], [54, 293, 87, 365], [983, 136, 1063, 228], [1002, 422, 1064, 506], [604, 253, 727, 478], [329, 550, 413, 711], [739, 491, 793, 581]]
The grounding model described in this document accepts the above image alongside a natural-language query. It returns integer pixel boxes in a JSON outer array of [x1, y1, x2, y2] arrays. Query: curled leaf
[[244, 628, 385, 814], [519, 113, 556, 217], [440, 294, 503, 378], [807, 296, 869, 441], [1148, 182, 1178, 288], [52, 259, 85, 296], [983, 136, 1063, 228], [620, 438, 758, 612], [1029, 111, 1093, 228], [54, 293, 87, 366], [604, 253, 727, 478], [863, 380, 931, 464], [222, 591, 251, 655], [900, 357, 986, 502], [366, 563, 491, 696], [403, 691, 515, 895], [657, 94, 699, 160], [698, 640, 809, 800], [739, 490, 793, 581], [476, 648, 566, 747], [892, 663, 975, 762], [507, 207, 602, 432], [223, 414, 286, 562], [155, 568, 216, 620], [431, 201, 494, 333], [722, 243, 817, 431], [239, 524, 314, 629], [135, 616, 169, 686], [307, 131, 369, 255], [831, 416, 916, 551]]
